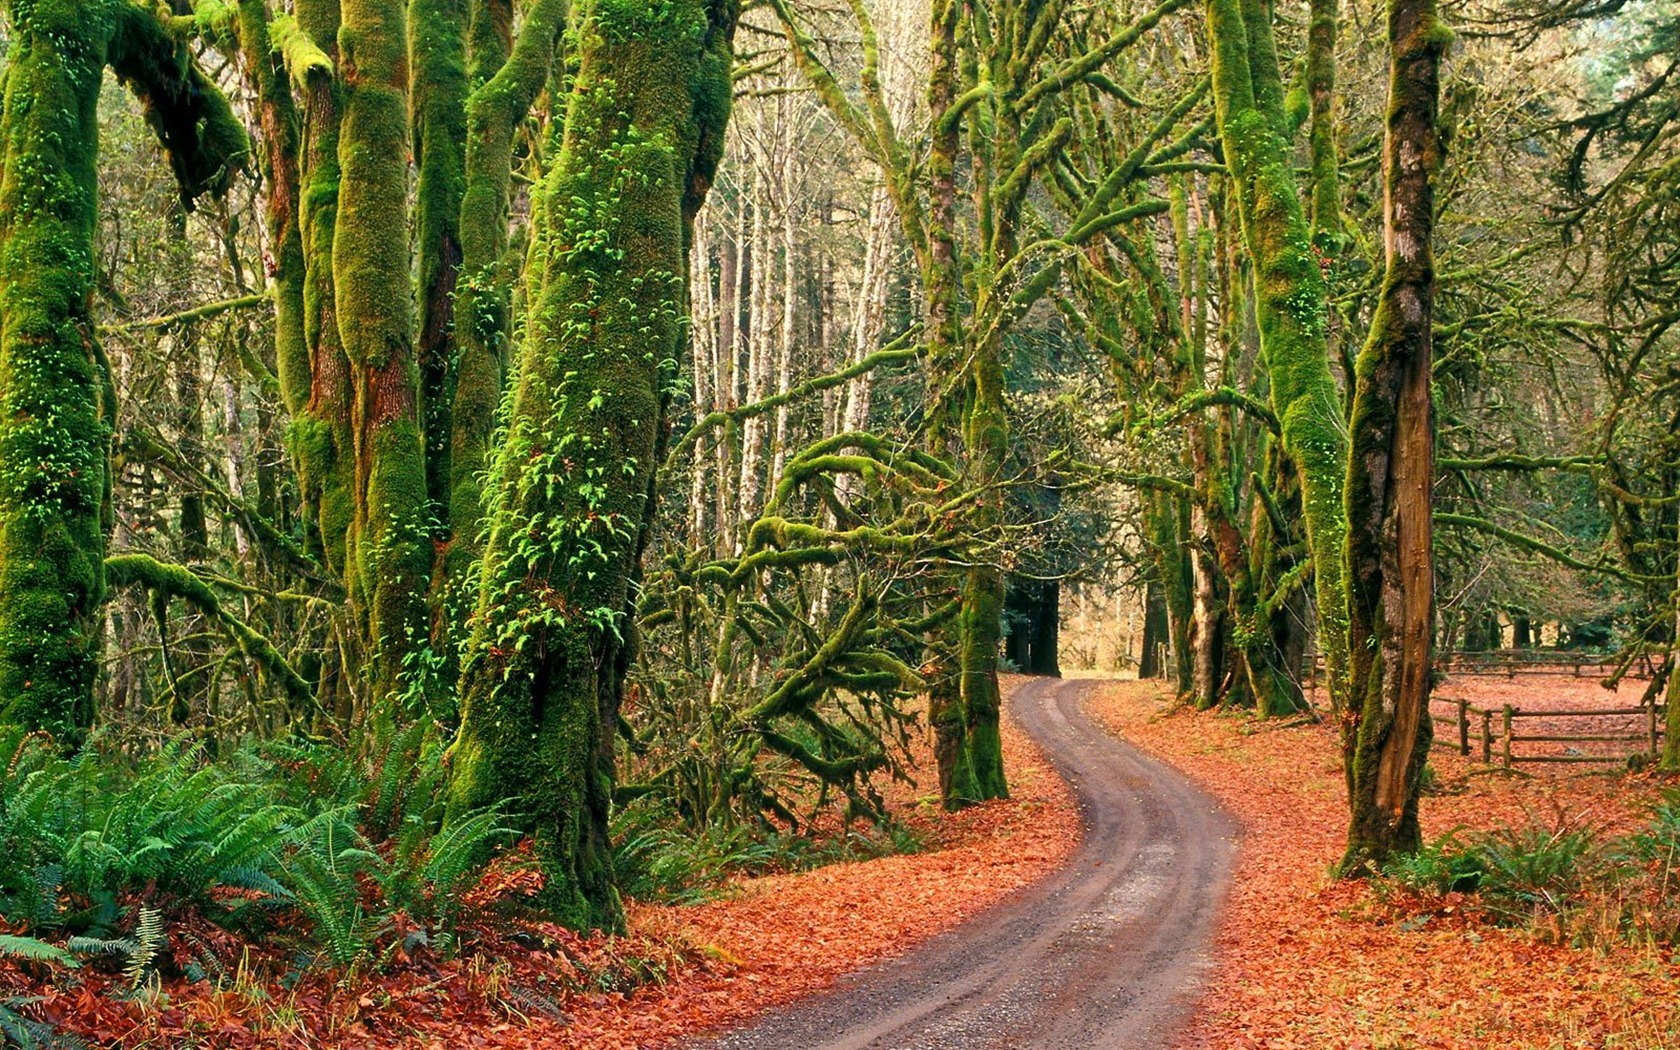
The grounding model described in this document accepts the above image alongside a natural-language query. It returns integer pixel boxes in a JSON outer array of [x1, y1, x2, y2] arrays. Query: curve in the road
[[685, 676, 1239, 1050]]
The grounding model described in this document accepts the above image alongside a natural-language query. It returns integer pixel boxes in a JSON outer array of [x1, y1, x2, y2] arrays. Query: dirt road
[[686, 676, 1238, 1050]]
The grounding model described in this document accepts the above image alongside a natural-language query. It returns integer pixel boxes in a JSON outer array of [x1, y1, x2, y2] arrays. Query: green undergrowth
[[1376, 789, 1680, 952], [0, 721, 510, 981], [610, 797, 925, 906]]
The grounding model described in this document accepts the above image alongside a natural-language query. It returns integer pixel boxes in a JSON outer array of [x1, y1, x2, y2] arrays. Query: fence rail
[[1430, 695, 1664, 768], [1308, 649, 1632, 690]]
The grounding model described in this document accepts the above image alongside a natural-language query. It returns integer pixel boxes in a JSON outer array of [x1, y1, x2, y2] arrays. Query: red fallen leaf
[[1088, 677, 1680, 1050]]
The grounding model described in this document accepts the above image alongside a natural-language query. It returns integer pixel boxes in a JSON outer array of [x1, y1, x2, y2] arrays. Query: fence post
[[1480, 710, 1492, 765], [1502, 704, 1514, 769], [1458, 697, 1469, 756]]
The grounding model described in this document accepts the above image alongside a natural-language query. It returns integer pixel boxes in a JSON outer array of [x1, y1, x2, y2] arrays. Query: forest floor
[[685, 676, 1234, 1050], [13, 684, 1080, 1049], [1087, 675, 1680, 1050]]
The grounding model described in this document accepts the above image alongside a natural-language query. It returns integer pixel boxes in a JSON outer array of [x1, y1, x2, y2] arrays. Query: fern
[[0, 726, 500, 974], [283, 811, 385, 969], [0, 997, 87, 1050], [416, 807, 511, 935], [122, 907, 166, 991], [0, 934, 78, 969]]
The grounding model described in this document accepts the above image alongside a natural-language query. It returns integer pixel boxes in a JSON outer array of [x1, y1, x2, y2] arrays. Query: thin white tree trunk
[[689, 211, 716, 542]]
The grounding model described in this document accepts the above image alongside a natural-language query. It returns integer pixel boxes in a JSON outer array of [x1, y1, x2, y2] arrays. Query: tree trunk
[[0, 0, 243, 737], [411, 0, 467, 519], [334, 0, 431, 704], [448, 0, 737, 930], [1307, 0, 1342, 244], [1205, 0, 1351, 710], [1140, 578, 1169, 678], [1032, 581, 1061, 677], [446, 0, 568, 583], [1340, 0, 1447, 873]]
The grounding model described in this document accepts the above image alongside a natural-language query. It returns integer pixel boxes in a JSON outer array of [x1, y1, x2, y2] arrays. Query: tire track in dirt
[[685, 676, 1238, 1050]]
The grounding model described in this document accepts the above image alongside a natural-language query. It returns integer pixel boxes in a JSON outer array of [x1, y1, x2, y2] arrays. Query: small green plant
[[1474, 822, 1596, 925], [0, 721, 507, 976], [0, 935, 85, 1049], [1381, 830, 1484, 896]]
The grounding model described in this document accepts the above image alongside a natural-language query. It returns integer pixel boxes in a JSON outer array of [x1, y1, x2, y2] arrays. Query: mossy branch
[[668, 329, 922, 466], [1436, 513, 1651, 582], [1438, 454, 1600, 474], [100, 291, 271, 332], [268, 15, 335, 90], [105, 554, 317, 715], [1151, 386, 1281, 434], [122, 429, 333, 587], [1019, 0, 1197, 109]]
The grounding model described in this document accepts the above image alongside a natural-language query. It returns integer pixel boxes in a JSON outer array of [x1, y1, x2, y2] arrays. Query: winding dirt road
[[686, 676, 1238, 1050]]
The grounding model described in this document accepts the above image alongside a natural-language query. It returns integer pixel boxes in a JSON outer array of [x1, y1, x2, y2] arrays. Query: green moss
[[445, 0, 567, 587], [0, 0, 244, 738], [105, 553, 315, 714], [448, 0, 736, 931], [1206, 0, 1350, 707], [410, 0, 467, 517], [330, 0, 431, 703]]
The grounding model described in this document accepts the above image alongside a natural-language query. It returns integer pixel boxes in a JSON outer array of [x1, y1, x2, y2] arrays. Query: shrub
[[0, 723, 508, 975], [1473, 822, 1597, 926], [1381, 830, 1484, 896]]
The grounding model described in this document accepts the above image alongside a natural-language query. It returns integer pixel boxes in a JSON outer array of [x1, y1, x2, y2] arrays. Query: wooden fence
[[1430, 695, 1665, 768], [1436, 649, 1629, 679], [1307, 649, 1628, 691]]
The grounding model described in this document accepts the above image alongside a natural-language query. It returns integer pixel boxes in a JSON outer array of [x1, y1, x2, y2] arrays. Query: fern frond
[[0, 934, 78, 968]]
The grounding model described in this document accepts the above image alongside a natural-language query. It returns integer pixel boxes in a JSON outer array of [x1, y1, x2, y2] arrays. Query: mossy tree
[[0, 0, 246, 737], [1339, 0, 1449, 872], [1204, 0, 1351, 710], [410, 0, 468, 519], [446, 0, 738, 930], [333, 0, 434, 701], [773, 0, 1193, 807], [444, 0, 569, 586]]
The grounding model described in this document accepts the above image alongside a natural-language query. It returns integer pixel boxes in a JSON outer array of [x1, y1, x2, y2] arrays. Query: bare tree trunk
[[222, 375, 252, 560], [736, 149, 773, 534], [689, 212, 716, 542], [1189, 508, 1220, 709], [770, 94, 797, 494]]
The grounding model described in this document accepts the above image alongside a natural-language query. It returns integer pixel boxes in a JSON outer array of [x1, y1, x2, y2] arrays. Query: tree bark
[[0, 0, 244, 737], [1205, 0, 1350, 710], [1340, 0, 1447, 872], [410, 0, 467, 519], [333, 0, 431, 703], [1140, 578, 1169, 678], [445, 0, 570, 582], [448, 0, 737, 930]]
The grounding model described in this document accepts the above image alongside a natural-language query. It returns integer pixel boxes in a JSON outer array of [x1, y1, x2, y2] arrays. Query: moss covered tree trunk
[[235, 0, 307, 429], [444, 0, 569, 587], [285, 0, 356, 597], [1306, 0, 1342, 244], [448, 0, 737, 930], [1665, 592, 1680, 767], [1340, 0, 1447, 873], [0, 0, 244, 736], [333, 0, 432, 702], [1205, 0, 1350, 709], [922, 0, 989, 806], [1139, 577, 1169, 678], [410, 0, 467, 519]]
